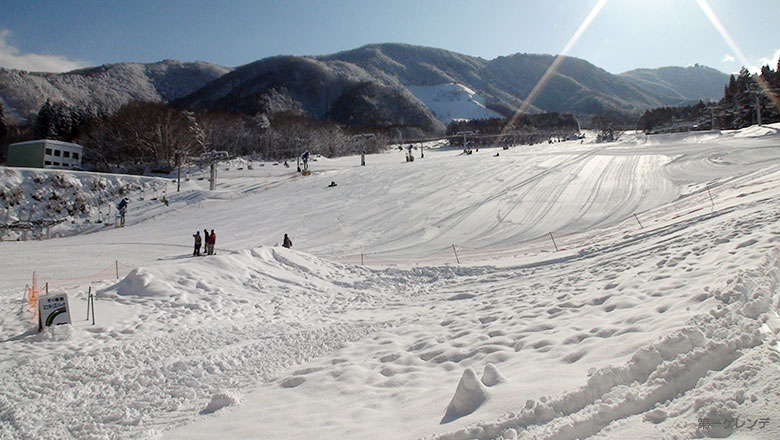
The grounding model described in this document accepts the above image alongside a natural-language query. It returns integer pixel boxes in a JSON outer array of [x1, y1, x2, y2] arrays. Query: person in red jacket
[[207, 229, 216, 255]]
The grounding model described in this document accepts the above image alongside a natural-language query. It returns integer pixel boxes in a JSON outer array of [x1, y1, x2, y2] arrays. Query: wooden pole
[[115, 260, 119, 279], [549, 232, 559, 252], [633, 213, 644, 229], [452, 244, 461, 264], [86, 286, 91, 320]]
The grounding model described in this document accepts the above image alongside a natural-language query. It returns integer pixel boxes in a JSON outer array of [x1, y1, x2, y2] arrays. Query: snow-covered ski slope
[[0, 125, 779, 439]]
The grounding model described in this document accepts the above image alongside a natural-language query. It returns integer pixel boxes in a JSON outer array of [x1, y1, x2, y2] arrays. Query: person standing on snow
[[203, 229, 209, 254], [193, 232, 201, 256], [208, 229, 216, 255], [283, 234, 292, 249], [117, 197, 128, 226]]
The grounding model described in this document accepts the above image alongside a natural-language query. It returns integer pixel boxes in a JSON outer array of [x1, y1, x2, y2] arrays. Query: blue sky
[[1, 0, 778, 74]]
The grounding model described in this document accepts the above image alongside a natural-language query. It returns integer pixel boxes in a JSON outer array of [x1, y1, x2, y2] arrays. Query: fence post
[[549, 232, 559, 252], [452, 244, 461, 264], [86, 286, 91, 320], [633, 213, 644, 229]]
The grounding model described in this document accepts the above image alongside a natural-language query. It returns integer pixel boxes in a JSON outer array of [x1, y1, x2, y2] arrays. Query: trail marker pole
[[706, 186, 715, 212], [115, 260, 119, 279], [91, 292, 95, 325], [86, 286, 91, 320], [361, 253, 364, 265], [633, 213, 644, 229], [549, 232, 559, 252], [452, 244, 461, 264]]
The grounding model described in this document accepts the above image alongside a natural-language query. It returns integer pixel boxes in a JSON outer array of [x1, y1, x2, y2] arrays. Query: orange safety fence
[[36, 261, 137, 290]]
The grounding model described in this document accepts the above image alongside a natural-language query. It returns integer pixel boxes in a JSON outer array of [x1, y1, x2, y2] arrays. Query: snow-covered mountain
[[0, 60, 231, 122], [406, 83, 503, 124], [620, 64, 730, 103], [0, 44, 730, 132]]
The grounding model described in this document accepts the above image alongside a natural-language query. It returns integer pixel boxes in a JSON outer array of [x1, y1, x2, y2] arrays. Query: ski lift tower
[[298, 151, 311, 176], [199, 150, 230, 190], [351, 134, 375, 166], [455, 131, 476, 153]]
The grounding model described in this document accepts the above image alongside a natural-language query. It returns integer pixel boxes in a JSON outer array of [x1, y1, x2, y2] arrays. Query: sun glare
[[501, 0, 609, 138]]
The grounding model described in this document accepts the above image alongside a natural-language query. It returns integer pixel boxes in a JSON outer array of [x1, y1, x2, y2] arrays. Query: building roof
[[9, 139, 84, 150]]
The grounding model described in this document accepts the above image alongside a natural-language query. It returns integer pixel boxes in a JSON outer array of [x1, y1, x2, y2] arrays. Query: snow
[[407, 83, 503, 124], [1, 124, 779, 439]]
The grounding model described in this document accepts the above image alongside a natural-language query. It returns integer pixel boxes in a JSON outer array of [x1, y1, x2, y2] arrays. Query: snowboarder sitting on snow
[[328, 181, 337, 187], [283, 233, 292, 249], [193, 232, 201, 256]]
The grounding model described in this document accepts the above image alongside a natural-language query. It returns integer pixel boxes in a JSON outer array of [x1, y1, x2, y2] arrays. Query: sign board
[[38, 292, 72, 331]]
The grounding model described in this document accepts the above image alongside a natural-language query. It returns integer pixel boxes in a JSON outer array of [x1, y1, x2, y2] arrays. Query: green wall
[[7, 142, 45, 168]]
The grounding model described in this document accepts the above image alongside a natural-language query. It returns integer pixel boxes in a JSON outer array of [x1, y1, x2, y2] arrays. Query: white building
[[6, 139, 84, 170]]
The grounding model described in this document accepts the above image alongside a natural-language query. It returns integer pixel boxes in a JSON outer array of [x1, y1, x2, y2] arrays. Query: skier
[[208, 230, 216, 255], [193, 231, 201, 256], [203, 229, 209, 254], [282, 233, 292, 249], [117, 197, 128, 226]]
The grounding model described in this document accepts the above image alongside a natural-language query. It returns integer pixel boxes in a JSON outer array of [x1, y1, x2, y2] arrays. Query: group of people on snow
[[193, 231, 292, 256], [193, 229, 217, 256]]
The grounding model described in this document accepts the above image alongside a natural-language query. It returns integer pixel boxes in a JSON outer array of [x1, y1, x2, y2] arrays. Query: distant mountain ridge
[[0, 44, 729, 134], [0, 60, 231, 122], [619, 64, 728, 104]]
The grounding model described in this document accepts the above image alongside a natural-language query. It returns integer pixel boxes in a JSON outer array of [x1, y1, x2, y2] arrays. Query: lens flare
[[501, 0, 609, 138], [695, 0, 780, 112]]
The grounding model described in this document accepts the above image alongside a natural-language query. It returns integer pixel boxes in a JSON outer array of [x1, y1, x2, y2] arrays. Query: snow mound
[[200, 392, 242, 415], [734, 123, 780, 138], [481, 364, 508, 387], [442, 367, 489, 423], [113, 267, 173, 297]]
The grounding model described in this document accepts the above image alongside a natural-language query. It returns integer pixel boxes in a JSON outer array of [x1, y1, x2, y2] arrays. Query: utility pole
[[710, 106, 716, 130]]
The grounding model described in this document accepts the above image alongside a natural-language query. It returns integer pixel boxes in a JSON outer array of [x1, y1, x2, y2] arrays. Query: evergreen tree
[[33, 100, 76, 141], [33, 99, 54, 139]]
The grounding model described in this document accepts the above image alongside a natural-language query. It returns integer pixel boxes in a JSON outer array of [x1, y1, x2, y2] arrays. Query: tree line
[[447, 113, 580, 136], [639, 59, 780, 132], [1, 100, 389, 172]]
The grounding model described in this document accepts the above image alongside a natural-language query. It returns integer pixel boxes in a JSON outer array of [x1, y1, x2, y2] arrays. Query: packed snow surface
[[1, 126, 779, 439]]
